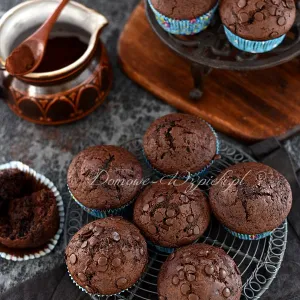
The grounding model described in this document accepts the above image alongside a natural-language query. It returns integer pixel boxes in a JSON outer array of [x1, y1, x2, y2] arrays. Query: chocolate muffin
[[151, 0, 218, 20], [65, 217, 148, 296], [133, 179, 211, 250], [143, 113, 218, 177], [158, 244, 242, 300], [0, 189, 59, 248], [67, 145, 143, 211], [0, 169, 34, 209], [209, 162, 292, 237], [220, 0, 296, 41]]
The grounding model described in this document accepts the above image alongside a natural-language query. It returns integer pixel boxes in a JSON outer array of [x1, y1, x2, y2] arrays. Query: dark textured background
[[0, 0, 300, 299]]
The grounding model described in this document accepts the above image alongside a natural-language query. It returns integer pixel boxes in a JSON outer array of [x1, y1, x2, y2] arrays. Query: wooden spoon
[[5, 0, 70, 76]]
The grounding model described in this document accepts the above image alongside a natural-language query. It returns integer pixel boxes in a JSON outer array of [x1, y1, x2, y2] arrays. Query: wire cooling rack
[[64, 138, 287, 300]]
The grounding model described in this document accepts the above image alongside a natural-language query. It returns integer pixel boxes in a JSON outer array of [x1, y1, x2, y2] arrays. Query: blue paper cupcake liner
[[223, 26, 285, 53], [148, 0, 218, 35], [224, 226, 273, 240], [143, 121, 220, 180], [67, 185, 134, 219], [67, 267, 142, 297]]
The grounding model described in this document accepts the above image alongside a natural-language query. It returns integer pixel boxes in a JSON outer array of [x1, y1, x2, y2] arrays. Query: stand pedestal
[[118, 2, 300, 142]]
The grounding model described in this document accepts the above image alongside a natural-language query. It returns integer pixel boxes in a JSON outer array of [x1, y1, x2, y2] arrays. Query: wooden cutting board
[[118, 2, 300, 142]]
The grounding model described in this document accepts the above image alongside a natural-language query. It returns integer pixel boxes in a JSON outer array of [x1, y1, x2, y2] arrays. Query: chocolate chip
[[184, 257, 192, 264], [187, 273, 196, 282], [223, 287, 231, 298], [165, 218, 174, 226], [188, 229, 194, 236], [237, 0, 247, 8], [176, 265, 184, 271], [193, 226, 200, 235], [154, 211, 164, 222], [89, 237, 98, 246], [254, 12, 264, 21], [178, 270, 185, 280], [78, 273, 86, 282], [112, 258, 122, 267], [180, 195, 188, 203], [272, 0, 280, 4], [81, 230, 93, 239], [140, 247, 145, 256], [270, 31, 279, 38], [166, 209, 176, 218], [189, 294, 199, 300], [239, 12, 249, 23], [187, 215, 194, 223], [286, 0, 294, 8], [70, 254, 77, 265], [220, 268, 227, 279], [81, 241, 88, 248], [98, 264, 108, 272], [143, 204, 150, 212], [159, 296, 165, 300], [256, 1, 265, 9], [172, 275, 180, 285], [269, 6, 277, 15], [278, 16, 286, 25], [112, 232, 120, 242], [116, 277, 128, 288], [93, 226, 103, 234], [185, 264, 196, 273], [276, 8, 284, 16], [180, 283, 191, 295], [157, 196, 165, 203], [98, 256, 108, 266], [148, 225, 157, 234], [205, 265, 214, 275], [141, 215, 151, 224]]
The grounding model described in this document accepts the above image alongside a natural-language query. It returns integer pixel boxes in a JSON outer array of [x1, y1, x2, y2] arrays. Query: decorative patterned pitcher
[[0, 0, 112, 125]]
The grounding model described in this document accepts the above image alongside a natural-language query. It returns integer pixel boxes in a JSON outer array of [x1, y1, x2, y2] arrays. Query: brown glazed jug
[[0, 0, 112, 125]]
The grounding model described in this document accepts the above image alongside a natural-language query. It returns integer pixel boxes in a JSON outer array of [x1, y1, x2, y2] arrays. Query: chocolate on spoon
[[5, 0, 70, 76]]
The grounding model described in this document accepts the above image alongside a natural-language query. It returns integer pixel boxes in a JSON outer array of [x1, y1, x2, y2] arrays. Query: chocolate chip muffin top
[[143, 113, 218, 176], [220, 0, 296, 40], [65, 217, 148, 296], [151, 0, 218, 19], [67, 145, 143, 210], [133, 179, 211, 248], [0, 189, 59, 249], [158, 244, 242, 300], [209, 162, 292, 234]]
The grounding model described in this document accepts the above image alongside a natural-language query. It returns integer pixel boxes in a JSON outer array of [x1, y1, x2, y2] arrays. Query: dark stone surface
[[0, 1, 299, 299]]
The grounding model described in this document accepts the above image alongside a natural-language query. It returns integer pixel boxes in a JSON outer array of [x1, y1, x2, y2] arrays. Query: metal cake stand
[[64, 138, 288, 300], [145, 1, 300, 99]]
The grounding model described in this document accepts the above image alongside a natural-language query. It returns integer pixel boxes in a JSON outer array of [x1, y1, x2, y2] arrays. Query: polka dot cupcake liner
[[143, 121, 220, 180], [67, 185, 134, 219], [148, 0, 218, 35], [67, 266, 143, 298], [0, 161, 65, 261], [223, 26, 286, 53], [224, 226, 273, 240]]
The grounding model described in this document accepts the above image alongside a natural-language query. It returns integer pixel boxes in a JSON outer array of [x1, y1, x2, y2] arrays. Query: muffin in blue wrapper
[[209, 162, 292, 242], [65, 217, 148, 297], [143, 113, 220, 180], [224, 226, 273, 241], [67, 185, 134, 218], [220, 0, 296, 54], [67, 145, 143, 219], [223, 26, 285, 53], [148, 0, 218, 35], [133, 179, 211, 255]]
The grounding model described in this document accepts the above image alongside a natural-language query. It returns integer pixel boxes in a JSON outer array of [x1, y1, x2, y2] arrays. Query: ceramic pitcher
[[0, 0, 112, 125]]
